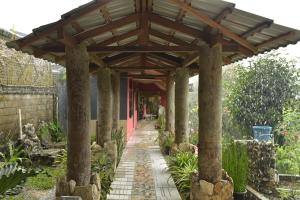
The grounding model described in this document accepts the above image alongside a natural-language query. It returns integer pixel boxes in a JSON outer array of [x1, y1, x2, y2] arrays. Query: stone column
[[165, 72, 175, 132], [111, 71, 120, 131], [65, 44, 91, 186], [97, 67, 113, 147], [175, 67, 189, 144], [191, 44, 233, 200]]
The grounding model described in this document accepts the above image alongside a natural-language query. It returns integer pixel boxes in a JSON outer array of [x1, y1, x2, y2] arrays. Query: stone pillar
[[111, 71, 120, 131], [65, 44, 91, 186], [191, 44, 233, 200], [165, 72, 175, 132], [97, 67, 113, 147], [175, 67, 189, 144]]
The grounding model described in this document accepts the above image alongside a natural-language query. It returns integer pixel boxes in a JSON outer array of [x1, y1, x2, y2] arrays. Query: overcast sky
[[0, 0, 299, 59]]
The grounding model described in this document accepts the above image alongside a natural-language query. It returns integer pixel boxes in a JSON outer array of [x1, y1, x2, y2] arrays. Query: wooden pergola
[[7, 0, 300, 199]]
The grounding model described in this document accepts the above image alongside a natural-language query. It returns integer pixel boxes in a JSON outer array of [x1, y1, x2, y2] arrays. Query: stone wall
[[245, 140, 278, 195], [0, 94, 54, 142], [0, 33, 55, 143]]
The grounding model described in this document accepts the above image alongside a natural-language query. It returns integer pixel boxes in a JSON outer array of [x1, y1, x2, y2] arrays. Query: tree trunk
[[97, 67, 113, 147], [111, 71, 120, 132], [165, 72, 175, 132], [198, 44, 223, 183], [66, 44, 91, 186], [175, 67, 189, 144]]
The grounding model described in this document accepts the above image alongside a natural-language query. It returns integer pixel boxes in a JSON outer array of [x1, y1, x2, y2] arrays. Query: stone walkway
[[107, 121, 181, 200]]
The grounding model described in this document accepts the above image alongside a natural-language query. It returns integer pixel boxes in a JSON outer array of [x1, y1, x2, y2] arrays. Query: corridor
[[107, 121, 181, 200]]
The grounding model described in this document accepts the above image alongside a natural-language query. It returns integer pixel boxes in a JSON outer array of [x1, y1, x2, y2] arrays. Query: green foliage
[[189, 104, 198, 134], [24, 166, 65, 190], [37, 121, 64, 143], [157, 130, 174, 155], [225, 54, 299, 136], [157, 112, 166, 130], [0, 164, 38, 196], [0, 142, 29, 168], [54, 149, 67, 167], [222, 141, 248, 192], [167, 152, 197, 199], [276, 101, 300, 175], [112, 128, 126, 166], [92, 153, 114, 200]]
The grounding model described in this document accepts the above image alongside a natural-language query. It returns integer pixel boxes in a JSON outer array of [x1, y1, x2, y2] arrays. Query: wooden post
[[97, 67, 113, 147], [112, 70, 120, 132], [165, 72, 175, 132], [175, 67, 189, 144], [198, 44, 223, 183], [66, 44, 91, 186]]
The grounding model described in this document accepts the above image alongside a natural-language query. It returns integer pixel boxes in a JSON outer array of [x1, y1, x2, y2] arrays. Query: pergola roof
[[6, 0, 300, 76]]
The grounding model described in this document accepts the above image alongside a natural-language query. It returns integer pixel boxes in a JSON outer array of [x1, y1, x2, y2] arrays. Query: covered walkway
[[107, 121, 181, 200]]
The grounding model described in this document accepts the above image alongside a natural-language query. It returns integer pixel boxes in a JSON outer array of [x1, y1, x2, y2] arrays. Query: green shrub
[[37, 121, 64, 143], [222, 141, 248, 192], [92, 153, 114, 200], [168, 151, 197, 199], [112, 128, 125, 166], [189, 132, 198, 146], [157, 130, 174, 155]]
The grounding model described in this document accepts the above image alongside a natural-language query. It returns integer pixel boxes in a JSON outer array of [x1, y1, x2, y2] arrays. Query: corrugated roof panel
[[182, 13, 206, 30], [115, 23, 137, 35], [119, 35, 137, 45], [191, 0, 231, 18], [77, 10, 105, 30], [92, 31, 113, 43], [153, 0, 180, 19], [150, 35, 168, 45], [174, 32, 196, 43], [220, 20, 245, 35], [150, 23, 172, 35]]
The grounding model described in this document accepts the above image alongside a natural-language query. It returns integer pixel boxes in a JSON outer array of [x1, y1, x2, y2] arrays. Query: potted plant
[[223, 141, 248, 200]]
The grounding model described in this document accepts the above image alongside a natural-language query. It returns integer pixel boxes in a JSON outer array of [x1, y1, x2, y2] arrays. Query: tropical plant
[[0, 163, 39, 196], [112, 128, 125, 166], [225, 53, 299, 136], [37, 121, 64, 143], [222, 141, 248, 193], [276, 101, 300, 175], [0, 141, 29, 168], [167, 151, 197, 199], [92, 153, 114, 200]]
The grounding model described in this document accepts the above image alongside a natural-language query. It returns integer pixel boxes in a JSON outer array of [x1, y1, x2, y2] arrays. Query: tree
[[225, 53, 299, 136]]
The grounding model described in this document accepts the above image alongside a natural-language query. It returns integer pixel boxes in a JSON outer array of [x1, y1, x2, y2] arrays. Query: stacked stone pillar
[[65, 44, 91, 186], [175, 67, 189, 144], [111, 71, 120, 132], [165, 72, 175, 133], [191, 44, 233, 200], [97, 67, 113, 147]]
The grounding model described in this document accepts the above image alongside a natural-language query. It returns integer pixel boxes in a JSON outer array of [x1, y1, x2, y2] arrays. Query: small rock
[[199, 180, 214, 196], [69, 179, 76, 194]]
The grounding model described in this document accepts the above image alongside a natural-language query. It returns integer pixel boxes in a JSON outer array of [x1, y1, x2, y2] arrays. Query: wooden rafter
[[241, 20, 273, 38], [110, 66, 174, 71], [182, 53, 199, 68], [168, 0, 257, 52], [90, 29, 140, 47], [166, 0, 192, 45], [149, 29, 190, 46], [99, 6, 121, 46], [257, 31, 295, 49], [147, 53, 181, 67], [42, 45, 202, 53], [17, 0, 112, 48], [149, 13, 204, 39], [75, 14, 138, 42]]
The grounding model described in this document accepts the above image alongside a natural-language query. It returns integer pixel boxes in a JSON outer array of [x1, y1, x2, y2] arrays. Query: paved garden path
[[107, 121, 181, 200]]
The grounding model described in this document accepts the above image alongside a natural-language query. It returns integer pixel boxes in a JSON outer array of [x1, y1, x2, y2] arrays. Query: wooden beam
[[149, 13, 204, 39], [17, 0, 112, 48], [257, 31, 295, 49], [99, 6, 120, 46], [168, 0, 257, 52], [57, 28, 78, 47], [110, 66, 175, 71], [241, 20, 273, 38], [89, 53, 106, 67], [104, 53, 139, 65], [182, 53, 199, 68], [146, 57, 178, 69], [75, 14, 138, 42], [139, 13, 149, 45], [43, 45, 201, 53], [123, 74, 167, 78], [89, 29, 140, 47], [148, 53, 182, 67], [149, 29, 190, 46]]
